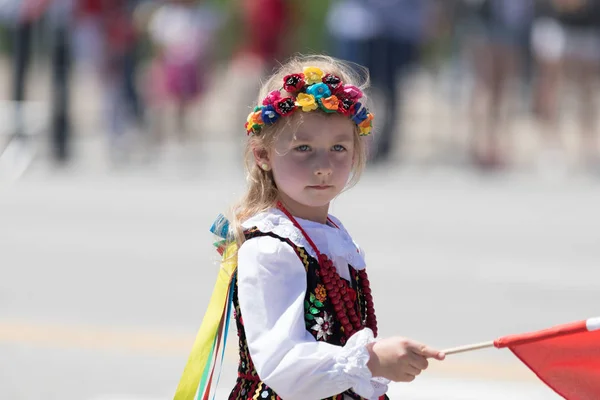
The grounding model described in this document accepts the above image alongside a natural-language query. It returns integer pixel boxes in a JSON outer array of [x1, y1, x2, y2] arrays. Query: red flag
[[494, 317, 600, 400]]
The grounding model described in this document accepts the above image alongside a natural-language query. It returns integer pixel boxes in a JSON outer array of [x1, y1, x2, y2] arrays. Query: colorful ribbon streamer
[[173, 241, 238, 400]]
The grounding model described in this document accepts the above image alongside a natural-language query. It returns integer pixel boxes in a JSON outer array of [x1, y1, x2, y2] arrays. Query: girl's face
[[259, 113, 356, 223]]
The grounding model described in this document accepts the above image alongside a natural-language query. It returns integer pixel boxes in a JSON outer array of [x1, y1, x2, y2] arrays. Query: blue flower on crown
[[306, 83, 331, 100], [351, 102, 368, 124], [261, 105, 279, 124]]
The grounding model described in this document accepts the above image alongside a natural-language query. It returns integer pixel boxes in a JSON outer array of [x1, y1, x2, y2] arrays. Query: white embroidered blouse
[[237, 208, 389, 400]]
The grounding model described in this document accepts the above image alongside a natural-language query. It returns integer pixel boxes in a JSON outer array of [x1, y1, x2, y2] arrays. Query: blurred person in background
[[462, 0, 534, 170], [331, 0, 436, 164], [144, 0, 221, 150], [86, 0, 144, 163], [227, 0, 298, 83], [326, 0, 377, 69], [224, 0, 298, 149], [324, 0, 375, 169], [9, 0, 74, 165], [531, 0, 600, 173], [236, 0, 295, 68]]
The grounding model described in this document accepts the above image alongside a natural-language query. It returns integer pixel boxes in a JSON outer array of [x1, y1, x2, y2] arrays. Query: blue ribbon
[[209, 214, 230, 239]]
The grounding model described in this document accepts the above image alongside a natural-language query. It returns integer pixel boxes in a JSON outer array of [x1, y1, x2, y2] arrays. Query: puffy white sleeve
[[237, 236, 388, 400]]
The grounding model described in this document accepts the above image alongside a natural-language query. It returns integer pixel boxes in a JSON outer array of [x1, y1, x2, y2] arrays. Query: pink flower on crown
[[340, 85, 363, 100], [262, 90, 282, 105]]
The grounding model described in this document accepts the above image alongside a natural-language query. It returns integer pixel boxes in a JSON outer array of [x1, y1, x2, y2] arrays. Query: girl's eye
[[332, 144, 346, 152], [295, 145, 311, 152]]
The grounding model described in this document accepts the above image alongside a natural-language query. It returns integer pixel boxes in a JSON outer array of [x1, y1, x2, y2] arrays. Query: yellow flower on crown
[[296, 93, 318, 112], [358, 113, 373, 136], [304, 67, 324, 85]]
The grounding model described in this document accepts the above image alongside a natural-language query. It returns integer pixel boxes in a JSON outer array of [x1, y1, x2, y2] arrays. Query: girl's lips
[[308, 185, 333, 190]]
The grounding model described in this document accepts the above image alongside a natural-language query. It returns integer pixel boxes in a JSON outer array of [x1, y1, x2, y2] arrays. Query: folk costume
[[229, 206, 389, 399], [173, 66, 384, 400], [173, 206, 389, 400]]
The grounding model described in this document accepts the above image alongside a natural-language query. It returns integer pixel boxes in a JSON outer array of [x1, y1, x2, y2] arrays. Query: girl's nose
[[314, 153, 333, 176]]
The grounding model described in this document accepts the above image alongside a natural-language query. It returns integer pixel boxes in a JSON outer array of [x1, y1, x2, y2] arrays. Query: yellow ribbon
[[174, 243, 238, 400]]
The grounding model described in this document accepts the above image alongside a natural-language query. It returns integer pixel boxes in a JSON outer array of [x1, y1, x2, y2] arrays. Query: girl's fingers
[[404, 364, 422, 377], [413, 344, 446, 361], [408, 353, 429, 370], [398, 373, 417, 382]]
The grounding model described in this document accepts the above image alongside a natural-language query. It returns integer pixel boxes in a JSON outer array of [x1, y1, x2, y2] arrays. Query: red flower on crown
[[275, 97, 297, 116], [283, 73, 306, 93], [322, 74, 343, 93], [337, 97, 357, 116], [336, 84, 362, 116]]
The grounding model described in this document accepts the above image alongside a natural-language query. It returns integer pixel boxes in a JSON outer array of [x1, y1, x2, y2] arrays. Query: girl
[[174, 55, 444, 400]]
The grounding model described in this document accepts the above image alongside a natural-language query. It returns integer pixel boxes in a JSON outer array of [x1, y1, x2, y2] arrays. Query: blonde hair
[[228, 54, 371, 247]]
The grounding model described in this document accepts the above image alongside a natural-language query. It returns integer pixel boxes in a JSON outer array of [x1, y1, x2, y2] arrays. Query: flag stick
[[442, 340, 495, 355]]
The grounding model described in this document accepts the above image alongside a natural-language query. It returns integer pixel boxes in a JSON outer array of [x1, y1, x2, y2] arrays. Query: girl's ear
[[252, 147, 271, 171]]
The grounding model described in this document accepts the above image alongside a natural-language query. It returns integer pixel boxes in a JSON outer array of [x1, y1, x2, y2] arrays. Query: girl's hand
[[366, 337, 445, 382]]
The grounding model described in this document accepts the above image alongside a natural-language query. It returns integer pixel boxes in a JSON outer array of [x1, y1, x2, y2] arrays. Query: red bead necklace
[[276, 202, 378, 339]]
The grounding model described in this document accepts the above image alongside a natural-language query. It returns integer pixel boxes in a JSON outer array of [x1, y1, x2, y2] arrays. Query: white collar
[[242, 208, 366, 270]]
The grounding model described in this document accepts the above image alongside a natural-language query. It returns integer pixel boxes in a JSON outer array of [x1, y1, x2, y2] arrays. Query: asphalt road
[[1, 151, 599, 399]]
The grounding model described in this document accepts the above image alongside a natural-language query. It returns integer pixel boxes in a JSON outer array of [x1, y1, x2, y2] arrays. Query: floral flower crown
[[245, 66, 374, 137]]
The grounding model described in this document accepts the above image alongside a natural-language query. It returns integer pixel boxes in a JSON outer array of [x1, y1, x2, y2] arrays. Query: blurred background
[[1, 0, 599, 399]]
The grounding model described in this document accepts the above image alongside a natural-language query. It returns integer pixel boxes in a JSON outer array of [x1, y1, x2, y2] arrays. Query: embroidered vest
[[228, 229, 386, 400]]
